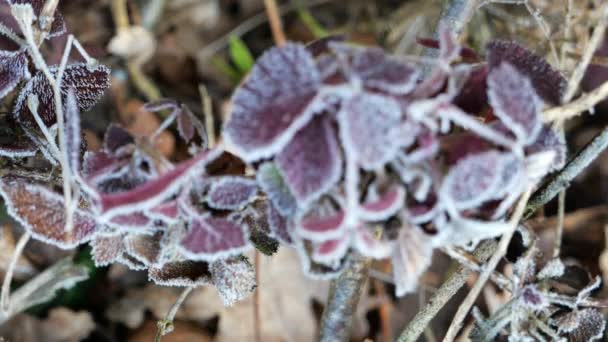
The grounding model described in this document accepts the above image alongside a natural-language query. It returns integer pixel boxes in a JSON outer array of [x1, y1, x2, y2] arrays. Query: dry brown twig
[[264, 0, 286, 47]]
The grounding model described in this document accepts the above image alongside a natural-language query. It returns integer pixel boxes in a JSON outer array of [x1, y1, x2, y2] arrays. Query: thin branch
[[553, 191, 566, 258], [397, 240, 497, 342], [198, 85, 215, 148], [264, 0, 286, 46], [319, 253, 370, 342], [524, 126, 608, 219], [1, 232, 31, 314], [154, 286, 194, 342], [543, 79, 608, 122], [442, 189, 532, 341]]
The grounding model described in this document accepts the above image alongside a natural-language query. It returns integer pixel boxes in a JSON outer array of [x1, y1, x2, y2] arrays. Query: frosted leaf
[[0, 0, 65, 42], [329, 42, 419, 94], [98, 149, 220, 218], [147, 200, 179, 223], [338, 93, 403, 170], [180, 214, 250, 261], [224, 42, 322, 161], [124, 232, 162, 266], [556, 309, 606, 342], [105, 212, 153, 231], [306, 34, 346, 56], [118, 254, 147, 270], [487, 40, 566, 104], [297, 211, 346, 242], [177, 104, 195, 142], [0, 49, 29, 100], [311, 235, 350, 267], [14, 63, 111, 127], [441, 151, 510, 211], [267, 203, 293, 245], [296, 238, 347, 279], [0, 128, 37, 158], [487, 62, 543, 144], [519, 285, 547, 310], [145, 100, 205, 144], [210, 257, 256, 306], [206, 176, 258, 210], [64, 88, 81, 173], [537, 258, 565, 280], [446, 216, 511, 248], [526, 125, 566, 172], [360, 186, 405, 221], [90, 234, 125, 267], [0, 177, 97, 249], [256, 162, 297, 217], [353, 226, 394, 259], [103, 123, 134, 155], [148, 260, 212, 287], [392, 225, 433, 296], [276, 116, 342, 208]]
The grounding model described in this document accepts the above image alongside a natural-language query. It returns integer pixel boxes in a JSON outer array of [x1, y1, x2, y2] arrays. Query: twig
[[0, 232, 31, 314], [319, 253, 370, 342], [264, 0, 286, 46], [562, 3, 608, 104], [524, 126, 608, 219], [543, 79, 608, 122], [154, 286, 194, 342], [553, 191, 566, 258], [198, 85, 215, 148], [253, 251, 261, 342], [142, 0, 166, 30], [396, 240, 497, 342], [442, 189, 532, 341]]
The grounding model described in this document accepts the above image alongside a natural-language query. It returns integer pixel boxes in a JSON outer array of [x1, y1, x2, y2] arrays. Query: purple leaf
[[147, 200, 179, 223], [14, 63, 111, 128], [180, 214, 250, 261], [311, 235, 350, 267], [441, 151, 512, 211], [64, 88, 81, 174], [276, 116, 342, 208], [148, 260, 212, 287], [118, 254, 147, 270], [177, 105, 195, 142], [0, 49, 29, 100], [296, 238, 347, 279], [103, 123, 134, 155], [360, 186, 405, 221], [98, 149, 220, 217], [298, 211, 345, 242], [0, 131, 37, 158], [338, 93, 403, 169], [107, 212, 153, 231], [0, 177, 98, 249], [224, 43, 322, 161], [124, 232, 162, 266], [329, 43, 419, 95], [487, 62, 542, 144], [267, 203, 293, 245], [90, 234, 125, 267], [206, 176, 258, 210], [391, 225, 433, 296], [353, 226, 393, 259], [256, 162, 297, 217], [210, 257, 256, 305], [487, 40, 566, 104], [526, 125, 566, 172]]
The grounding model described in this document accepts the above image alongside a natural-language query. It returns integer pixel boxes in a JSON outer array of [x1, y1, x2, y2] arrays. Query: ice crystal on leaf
[[0, 49, 28, 99], [148, 261, 212, 287], [179, 214, 250, 261], [206, 176, 258, 211], [210, 257, 256, 306]]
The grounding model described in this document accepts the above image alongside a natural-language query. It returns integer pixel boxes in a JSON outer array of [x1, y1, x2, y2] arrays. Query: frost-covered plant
[[223, 25, 567, 296], [471, 242, 605, 341]]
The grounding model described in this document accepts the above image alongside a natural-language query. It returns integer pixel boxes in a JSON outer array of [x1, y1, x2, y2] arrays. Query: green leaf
[[229, 36, 255, 74], [212, 57, 242, 84], [297, 7, 328, 38]]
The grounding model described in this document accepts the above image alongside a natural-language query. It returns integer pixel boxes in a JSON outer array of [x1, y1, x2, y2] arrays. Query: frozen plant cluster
[[0, 0, 568, 306], [223, 26, 567, 296]]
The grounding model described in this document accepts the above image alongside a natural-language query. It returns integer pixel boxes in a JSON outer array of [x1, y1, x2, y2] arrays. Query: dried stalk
[[0, 232, 31, 314], [319, 253, 371, 342], [442, 189, 532, 341], [154, 286, 194, 342], [397, 240, 497, 342], [264, 0, 286, 46], [525, 125, 608, 218]]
